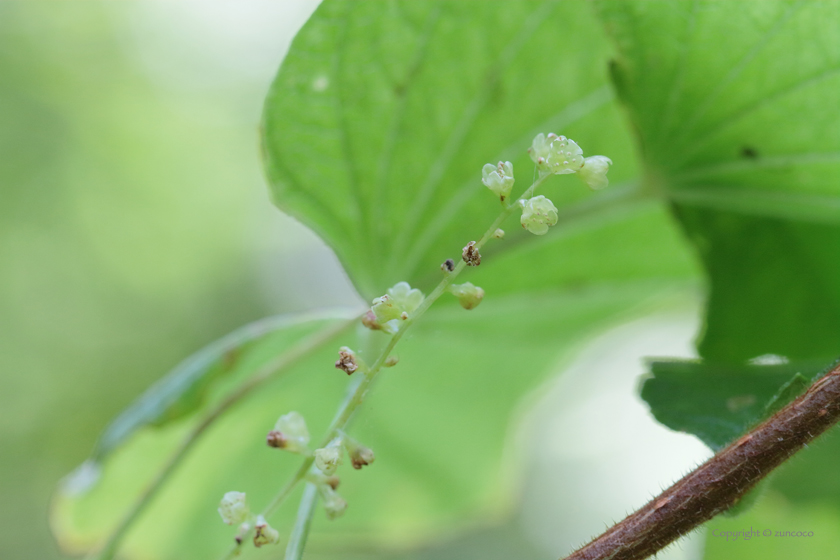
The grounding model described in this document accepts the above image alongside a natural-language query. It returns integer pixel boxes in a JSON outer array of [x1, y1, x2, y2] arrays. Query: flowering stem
[[219, 172, 553, 559], [86, 318, 355, 560], [284, 483, 319, 560]]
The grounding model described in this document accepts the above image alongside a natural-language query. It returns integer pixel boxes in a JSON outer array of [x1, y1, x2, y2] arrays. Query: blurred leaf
[[641, 359, 828, 451], [596, 0, 840, 363], [91, 311, 354, 462]]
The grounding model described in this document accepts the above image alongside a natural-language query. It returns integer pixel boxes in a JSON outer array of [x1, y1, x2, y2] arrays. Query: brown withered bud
[[326, 476, 341, 490], [441, 258, 455, 272], [361, 309, 381, 330], [350, 446, 376, 469], [266, 430, 288, 448], [335, 346, 358, 375], [462, 241, 481, 266]]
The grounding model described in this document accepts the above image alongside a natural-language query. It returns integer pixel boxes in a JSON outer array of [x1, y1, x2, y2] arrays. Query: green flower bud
[[370, 282, 424, 333], [218, 491, 249, 526], [520, 195, 558, 235], [318, 485, 348, 520], [314, 440, 344, 476], [481, 161, 515, 201], [268, 411, 310, 453], [448, 282, 485, 310], [340, 431, 376, 469], [578, 155, 613, 190], [253, 515, 280, 547], [528, 132, 552, 174]]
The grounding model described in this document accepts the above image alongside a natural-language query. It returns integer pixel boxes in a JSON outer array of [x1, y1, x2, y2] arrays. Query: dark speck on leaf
[[741, 146, 759, 159]]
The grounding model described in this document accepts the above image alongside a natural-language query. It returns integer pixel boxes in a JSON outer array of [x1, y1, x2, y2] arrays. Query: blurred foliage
[[5, 1, 840, 560], [0, 2, 324, 558]]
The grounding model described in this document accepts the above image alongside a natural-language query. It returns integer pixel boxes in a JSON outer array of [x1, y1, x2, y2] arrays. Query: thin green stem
[[87, 318, 355, 560], [219, 173, 554, 560], [284, 483, 319, 560]]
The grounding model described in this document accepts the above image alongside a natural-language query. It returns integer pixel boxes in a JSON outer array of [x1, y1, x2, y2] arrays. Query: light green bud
[[520, 195, 558, 235], [528, 133, 552, 174], [371, 282, 425, 333], [253, 515, 280, 547], [218, 491, 249, 526], [578, 155, 613, 190], [319, 485, 348, 520], [314, 440, 344, 476], [481, 161, 515, 201], [449, 282, 485, 310], [270, 411, 310, 453], [529, 133, 585, 175]]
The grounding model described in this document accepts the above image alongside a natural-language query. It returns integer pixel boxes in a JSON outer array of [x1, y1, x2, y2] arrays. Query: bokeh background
[[3, 2, 839, 560]]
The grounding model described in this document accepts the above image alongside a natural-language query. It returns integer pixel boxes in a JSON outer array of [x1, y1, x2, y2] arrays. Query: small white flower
[[253, 515, 280, 547], [370, 282, 425, 333], [314, 440, 344, 476], [578, 155, 613, 189], [528, 133, 585, 176], [448, 282, 485, 310], [481, 161, 515, 201], [218, 491, 249, 526], [268, 411, 310, 453], [520, 195, 559, 235], [319, 485, 348, 520]]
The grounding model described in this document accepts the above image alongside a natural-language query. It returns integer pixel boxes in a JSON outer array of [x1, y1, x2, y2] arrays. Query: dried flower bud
[[578, 155, 613, 190], [384, 355, 399, 367], [335, 346, 358, 375], [350, 445, 375, 469], [481, 161, 515, 201], [269, 411, 310, 453], [462, 241, 481, 266], [449, 282, 485, 310], [520, 195, 558, 235], [441, 258, 455, 273], [492, 228, 505, 239], [314, 441, 344, 476], [266, 430, 287, 448], [234, 521, 251, 545], [218, 491, 249, 526], [318, 485, 348, 520], [253, 515, 280, 547]]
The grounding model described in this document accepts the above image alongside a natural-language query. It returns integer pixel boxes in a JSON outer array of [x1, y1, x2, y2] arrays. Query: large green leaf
[[596, 0, 840, 363], [261, 0, 647, 301], [53, 1, 706, 558], [641, 359, 830, 451]]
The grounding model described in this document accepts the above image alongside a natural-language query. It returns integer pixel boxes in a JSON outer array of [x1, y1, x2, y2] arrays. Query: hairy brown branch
[[562, 360, 840, 560]]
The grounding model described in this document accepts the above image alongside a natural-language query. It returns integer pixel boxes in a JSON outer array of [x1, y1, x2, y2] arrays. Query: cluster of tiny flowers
[[217, 492, 280, 548], [263, 412, 375, 521], [527, 132, 612, 188], [363, 281, 425, 334]]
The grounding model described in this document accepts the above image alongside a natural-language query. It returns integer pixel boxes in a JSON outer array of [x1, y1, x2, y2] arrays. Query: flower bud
[[268, 412, 310, 453], [520, 195, 558, 235], [314, 441, 344, 476], [384, 355, 399, 367], [218, 491, 249, 526], [318, 485, 348, 520], [481, 161, 515, 201], [528, 132, 552, 174], [440, 258, 455, 273], [492, 228, 505, 239], [370, 282, 424, 333], [448, 282, 485, 310], [335, 346, 358, 375], [578, 155, 613, 190], [253, 515, 280, 547], [462, 241, 481, 266]]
